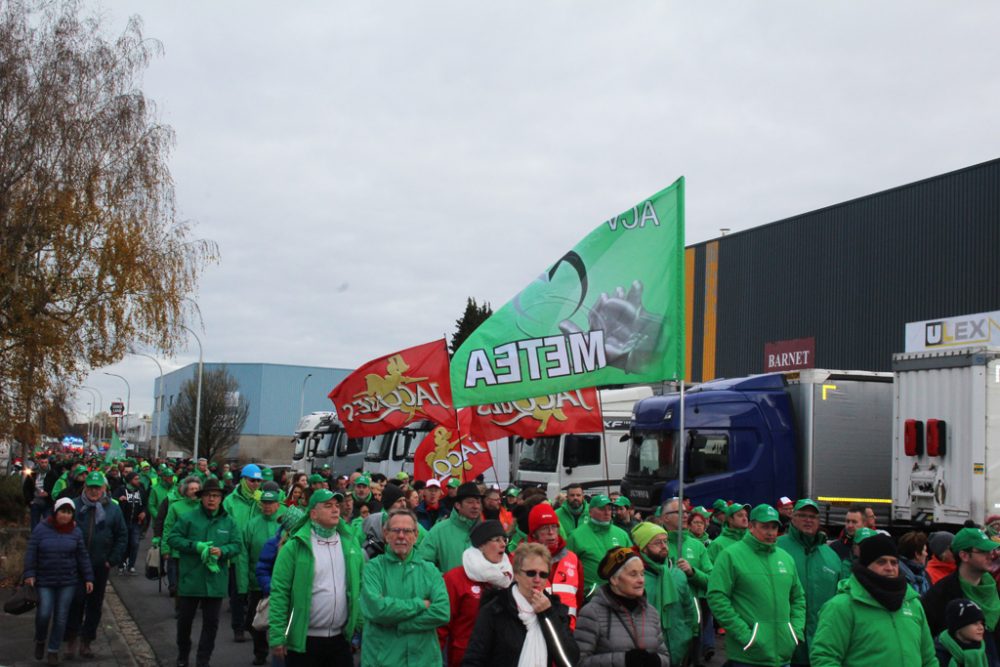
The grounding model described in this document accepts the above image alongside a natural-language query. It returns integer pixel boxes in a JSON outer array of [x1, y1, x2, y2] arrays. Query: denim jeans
[[124, 522, 142, 569], [30, 503, 50, 530], [66, 561, 109, 642], [36, 585, 77, 652]]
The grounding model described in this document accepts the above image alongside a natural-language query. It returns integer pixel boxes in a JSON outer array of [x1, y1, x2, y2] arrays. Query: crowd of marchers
[[17, 450, 1000, 667]]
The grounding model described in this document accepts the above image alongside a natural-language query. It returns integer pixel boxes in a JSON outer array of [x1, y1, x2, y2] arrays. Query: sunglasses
[[519, 569, 549, 579]]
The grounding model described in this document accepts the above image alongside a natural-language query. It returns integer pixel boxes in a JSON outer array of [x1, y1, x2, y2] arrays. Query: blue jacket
[[254, 532, 282, 595], [74, 494, 128, 567], [23, 520, 94, 587]]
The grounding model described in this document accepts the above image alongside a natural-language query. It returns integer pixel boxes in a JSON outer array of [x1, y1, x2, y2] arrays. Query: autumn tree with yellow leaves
[[0, 1, 217, 451]]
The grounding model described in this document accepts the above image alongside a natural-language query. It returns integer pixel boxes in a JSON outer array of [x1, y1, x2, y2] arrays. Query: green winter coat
[[776, 526, 843, 664], [566, 520, 631, 597], [267, 519, 364, 653], [642, 553, 698, 661], [148, 481, 176, 524], [708, 525, 746, 562], [936, 629, 988, 667], [161, 496, 199, 558], [360, 546, 450, 667], [222, 480, 261, 530], [707, 532, 806, 667], [506, 525, 527, 553], [666, 529, 714, 597], [167, 503, 240, 598], [555, 501, 588, 536], [417, 510, 479, 573], [238, 510, 282, 593], [810, 574, 936, 667]]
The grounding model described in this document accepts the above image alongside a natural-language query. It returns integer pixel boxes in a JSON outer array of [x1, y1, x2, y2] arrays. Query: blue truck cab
[[620, 369, 894, 518]]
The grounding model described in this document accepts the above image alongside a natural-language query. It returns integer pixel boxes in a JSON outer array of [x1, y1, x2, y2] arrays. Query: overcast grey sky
[[79, 1, 1000, 420]]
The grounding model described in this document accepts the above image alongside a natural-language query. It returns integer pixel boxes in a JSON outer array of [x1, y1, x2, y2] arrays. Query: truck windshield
[[518, 437, 560, 473], [292, 436, 307, 460], [365, 434, 390, 462], [316, 430, 345, 457], [627, 430, 677, 478]]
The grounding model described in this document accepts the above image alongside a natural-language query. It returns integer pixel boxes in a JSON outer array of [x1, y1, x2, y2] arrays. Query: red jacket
[[547, 546, 583, 629], [926, 555, 957, 584], [438, 564, 505, 667]]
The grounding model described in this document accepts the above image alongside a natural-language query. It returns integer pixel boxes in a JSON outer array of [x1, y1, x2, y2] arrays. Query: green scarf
[[641, 554, 680, 611], [566, 502, 585, 517], [312, 521, 336, 539], [240, 479, 262, 503], [960, 577, 1000, 630], [937, 628, 988, 667]]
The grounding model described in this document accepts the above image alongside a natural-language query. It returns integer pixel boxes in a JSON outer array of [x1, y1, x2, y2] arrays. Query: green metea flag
[[105, 428, 125, 463], [451, 177, 685, 407]]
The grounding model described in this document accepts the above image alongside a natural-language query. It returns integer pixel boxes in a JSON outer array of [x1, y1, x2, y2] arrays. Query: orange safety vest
[[499, 507, 515, 534], [546, 549, 582, 628]]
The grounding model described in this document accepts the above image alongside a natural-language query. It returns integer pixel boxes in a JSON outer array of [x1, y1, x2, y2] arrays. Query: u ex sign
[[764, 337, 816, 372]]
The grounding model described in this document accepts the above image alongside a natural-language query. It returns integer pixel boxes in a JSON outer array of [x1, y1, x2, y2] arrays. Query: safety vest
[[546, 550, 582, 628]]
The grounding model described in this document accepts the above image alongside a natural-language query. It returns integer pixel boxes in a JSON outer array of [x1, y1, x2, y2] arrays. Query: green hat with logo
[[691, 506, 713, 520], [223, 471, 234, 480], [260, 488, 281, 503], [505, 487, 521, 497], [853, 527, 879, 544], [447, 478, 461, 489], [73, 464, 88, 477], [395, 471, 410, 481], [725, 502, 751, 517], [749, 504, 780, 524], [614, 496, 631, 508], [589, 494, 613, 509], [140, 460, 151, 469], [84, 471, 107, 487], [793, 498, 820, 512], [308, 474, 324, 484], [355, 474, 371, 486], [321, 463, 331, 470], [712, 499, 728, 512], [952, 527, 1000, 554], [261, 467, 274, 481], [307, 488, 344, 510]]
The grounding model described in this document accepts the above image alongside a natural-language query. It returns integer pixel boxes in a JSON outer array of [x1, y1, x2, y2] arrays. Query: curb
[[105, 584, 159, 666]]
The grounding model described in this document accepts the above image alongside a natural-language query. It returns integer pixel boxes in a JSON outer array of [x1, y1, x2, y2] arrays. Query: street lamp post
[[103, 372, 131, 437], [300, 373, 313, 418], [181, 325, 204, 462], [82, 386, 104, 444], [132, 352, 165, 459]]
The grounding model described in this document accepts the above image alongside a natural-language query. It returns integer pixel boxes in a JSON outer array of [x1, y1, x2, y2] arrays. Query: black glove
[[624, 648, 660, 667]]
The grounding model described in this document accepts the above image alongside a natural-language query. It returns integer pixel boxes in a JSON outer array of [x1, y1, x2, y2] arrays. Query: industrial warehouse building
[[152, 363, 350, 463], [683, 157, 1000, 382]]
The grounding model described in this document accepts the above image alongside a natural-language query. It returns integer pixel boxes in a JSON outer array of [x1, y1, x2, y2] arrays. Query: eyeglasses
[[519, 569, 549, 579], [385, 528, 417, 535]]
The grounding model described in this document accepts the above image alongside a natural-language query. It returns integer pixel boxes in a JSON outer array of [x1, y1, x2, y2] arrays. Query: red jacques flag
[[412, 411, 495, 483], [464, 388, 603, 442], [328, 339, 454, 438]]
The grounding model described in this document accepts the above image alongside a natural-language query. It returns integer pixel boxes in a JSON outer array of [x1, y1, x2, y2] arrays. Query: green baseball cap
[[614, 496, 631, 508], [140, 461, 151, 469], [355, 475, 371, 486], [505, 487, 521, 497], [321, 463, 331, 470], [712, 499, 728, 512], [447, 478, 461, 489], [84, 471, 106, 487], [853, 527, 878, 544], [590, 494, 612, 509], [952, 527, 1000, 554], [725, 503, 751, 517], [261, 468, 274, 481], [691, 506, 713, 520], [308, 474, 324, 484], [749, 504, 780, 524], [793, 498, 820, 512], [307, 488, 344, 510], [395, 471, 409, 481], [73, 464, 88, 477], [260, 489, 281, 503]]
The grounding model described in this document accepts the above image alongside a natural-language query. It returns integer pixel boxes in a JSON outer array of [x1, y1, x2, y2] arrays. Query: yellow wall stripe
[[685, 247, 695, 383], [702, 241, 719, 381]]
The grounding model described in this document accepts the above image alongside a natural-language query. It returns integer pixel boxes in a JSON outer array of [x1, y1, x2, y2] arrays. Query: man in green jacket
[[240, 487, 283, 665], [361, 508, 450, 666], [149, 465, 177, 527], [160, 476, 201, 597], [269, 489, 364, 667], [810, 533, 936, 666], [417, 482, 482, 572], [168, 478, 241, 667], [566, 494, 631, 598], [634, 521, 698, 663], [223, 463, 263, 643], [554, 483, 589, 536], [775, 498, 843, 666], [708, 502, 749, 562], [660, 497, 714, 597], [708, 504, 806, 667]]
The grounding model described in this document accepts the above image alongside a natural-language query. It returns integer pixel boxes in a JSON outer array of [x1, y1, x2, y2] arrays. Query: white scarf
[[512, 585, 548, 667], [462, 546, 514, 589]]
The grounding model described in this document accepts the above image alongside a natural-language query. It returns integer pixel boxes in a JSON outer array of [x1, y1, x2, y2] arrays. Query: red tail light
[[904, 419, 923, 457], [926, 419, 946, 457]]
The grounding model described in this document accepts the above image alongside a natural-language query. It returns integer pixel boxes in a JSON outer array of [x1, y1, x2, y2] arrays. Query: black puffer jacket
[[461, 586, 579, 667]]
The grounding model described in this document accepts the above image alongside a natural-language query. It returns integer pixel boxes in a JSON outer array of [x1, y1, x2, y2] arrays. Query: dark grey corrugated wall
[[685, 158, 1000, 381]]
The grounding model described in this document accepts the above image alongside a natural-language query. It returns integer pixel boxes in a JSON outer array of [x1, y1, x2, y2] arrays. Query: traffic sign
[[110, 401, 124, 415]]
